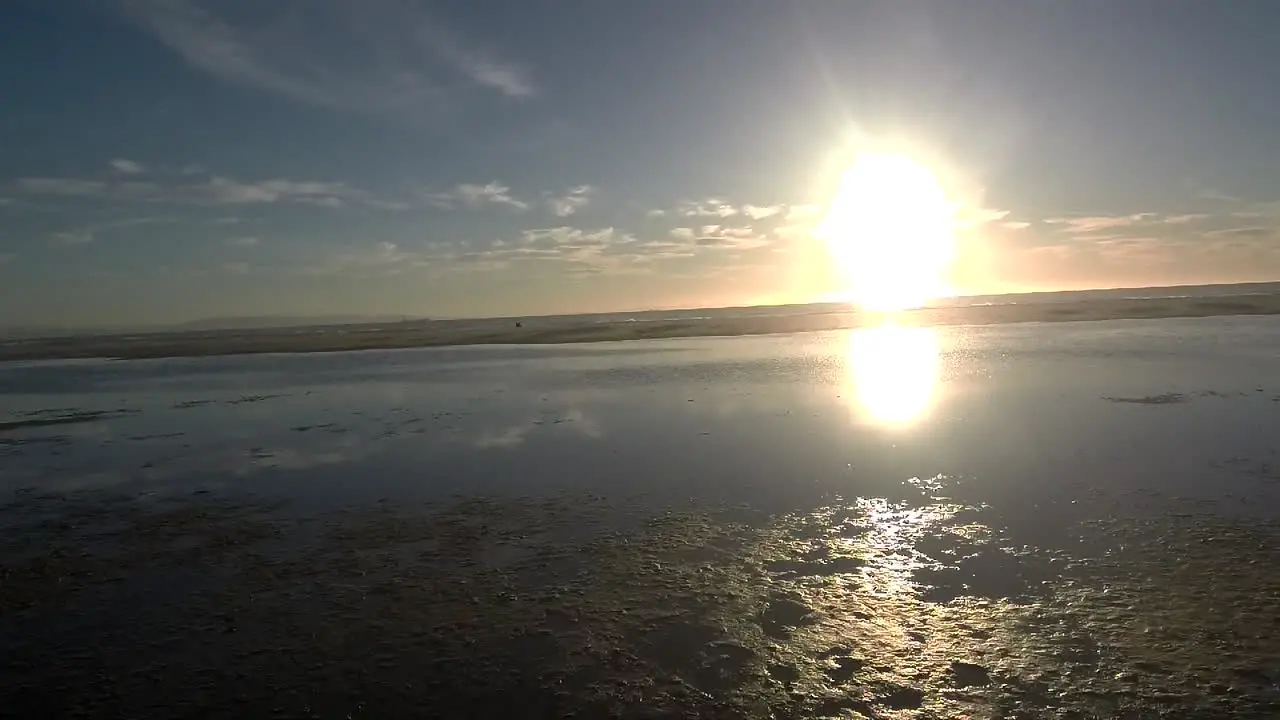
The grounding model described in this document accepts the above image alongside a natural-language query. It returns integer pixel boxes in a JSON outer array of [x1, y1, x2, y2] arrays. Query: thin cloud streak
[[18, 178, 110, 197], [411, 20, 536, 98], [48, 216, 177, 246], [1044, 213, 1157, 233], [297, 241, 416, 277], [120, 0, 536, 116], [1204, 226, 1273, 239], [427, 182, 529, 210], [110, 158, 146, 175], [15, 173, 409, 210], [547, 185, 594, 217], [1163, 213, 1210, 224]]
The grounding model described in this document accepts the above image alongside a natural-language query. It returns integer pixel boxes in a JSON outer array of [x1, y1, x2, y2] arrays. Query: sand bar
[[4, 292, 1280, 362]]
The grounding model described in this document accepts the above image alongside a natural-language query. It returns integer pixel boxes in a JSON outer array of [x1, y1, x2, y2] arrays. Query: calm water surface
[[4, 315, 1278, 516]]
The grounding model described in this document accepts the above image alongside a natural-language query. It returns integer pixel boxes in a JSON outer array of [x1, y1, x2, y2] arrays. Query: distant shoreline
[[3, 292, 1280, 363]]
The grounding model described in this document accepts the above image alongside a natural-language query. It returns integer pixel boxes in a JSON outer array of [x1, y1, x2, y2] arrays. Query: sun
[[817, 151, 956, 311]]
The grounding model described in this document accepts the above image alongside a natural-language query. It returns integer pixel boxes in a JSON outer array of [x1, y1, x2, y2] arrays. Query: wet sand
[[4, 317, 1280, 717], [5, 489, 1280, 718], [4, 292, 1280, 361]]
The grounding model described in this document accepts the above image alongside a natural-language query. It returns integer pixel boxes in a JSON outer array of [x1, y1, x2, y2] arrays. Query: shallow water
[[4, 315, 1279, 513], [5, 316, 1280, 718]]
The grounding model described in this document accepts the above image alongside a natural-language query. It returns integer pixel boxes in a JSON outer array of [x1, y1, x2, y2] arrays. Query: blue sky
[[3, 0, 1280, 327]]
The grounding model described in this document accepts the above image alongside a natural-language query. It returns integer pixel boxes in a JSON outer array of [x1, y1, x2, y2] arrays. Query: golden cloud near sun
[[817, 151, 958, 311]]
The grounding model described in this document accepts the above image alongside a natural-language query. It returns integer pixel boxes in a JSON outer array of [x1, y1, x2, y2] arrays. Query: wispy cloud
[[547, 185, 594, 217], [678, 198, 739, 218], [1044, 213, 1156, 233], [1162, 213, 1210, 225], [226, 236, 260, 248], [691, 225, 772, 250], [48, 216, 175, 246], [110, 158, 146, 175], [674, 199, 801, 220], [298, 241, 415, 277], [427, 182, 528, 211], [363, 198, 413, 211], [742, 204, 783, 220], [1204, 226, 1273, 239], [411, 19, 536, 99], [1197, 189, 1242, 203], [1043, 210, 1263, 236], [442, 226, 670, 276], [15, 172, 406, 210], [1089, 236, 1169, 260], [655, 200, 819, 224], [666, 224, 771, 251], [630, 237, 699, 262], [519, 226, 626, 250], [954, 205, 1010, 228], [52, 230, 94, 246], [120, 0, 535, 116], [952, 210, 1280, 294], [18, 178, 111, 198], [196, 177, 355, 205]]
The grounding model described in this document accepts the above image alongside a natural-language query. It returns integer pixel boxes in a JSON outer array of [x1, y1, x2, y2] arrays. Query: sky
[[3, 0, 1280, 327]]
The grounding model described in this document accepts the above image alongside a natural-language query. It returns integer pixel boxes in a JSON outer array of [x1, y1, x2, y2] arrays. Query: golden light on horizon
[[843, 324, 939, 427], [818, 151, 957, 311]]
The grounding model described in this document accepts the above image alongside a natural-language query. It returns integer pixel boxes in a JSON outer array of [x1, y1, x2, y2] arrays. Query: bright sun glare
[[844, 325, 940, 427], [818, 151, 956, 311]]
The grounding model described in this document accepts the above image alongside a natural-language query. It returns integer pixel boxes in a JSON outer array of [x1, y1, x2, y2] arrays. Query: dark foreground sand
[[5, 293, 1280, 362], [4, 488, 1280, 719]]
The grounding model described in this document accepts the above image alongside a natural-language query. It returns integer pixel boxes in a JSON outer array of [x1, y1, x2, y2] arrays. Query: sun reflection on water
[[843, 324, 940, 427]]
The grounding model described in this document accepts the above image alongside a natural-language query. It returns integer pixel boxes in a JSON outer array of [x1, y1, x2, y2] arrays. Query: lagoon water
[[4, 315, 1280, 717], [5, 315, 1279, 511]]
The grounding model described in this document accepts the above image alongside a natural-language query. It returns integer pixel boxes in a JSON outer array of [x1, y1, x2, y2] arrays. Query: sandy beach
[[5, 316, 1280, 717], [4, 291, 1280, 362]]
